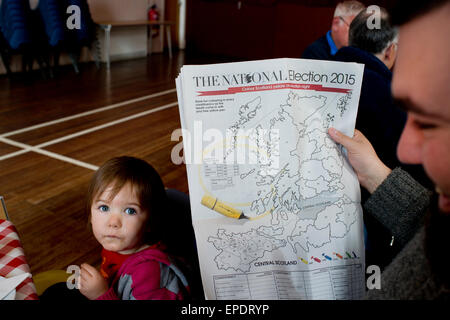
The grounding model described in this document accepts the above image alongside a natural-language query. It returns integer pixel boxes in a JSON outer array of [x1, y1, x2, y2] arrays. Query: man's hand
[[79, 263, 109, 300], [328, 128, 392, 194]]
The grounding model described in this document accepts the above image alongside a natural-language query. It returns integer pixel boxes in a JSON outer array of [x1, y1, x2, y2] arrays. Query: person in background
[[79, 156, 190, 300], [336, 7, 405, 177], [337, 5, 438, 193], [328, 0, 450, 299], [301, 1, 365, 61], [334, 7, 432, 270]]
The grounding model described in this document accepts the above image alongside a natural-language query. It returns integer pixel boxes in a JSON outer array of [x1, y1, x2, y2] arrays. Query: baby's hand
[[79, 263, 108, 300]]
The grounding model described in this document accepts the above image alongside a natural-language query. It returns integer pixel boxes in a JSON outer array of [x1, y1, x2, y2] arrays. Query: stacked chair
[[0, 0, 31, 51], [0, 0, 34, 78], [0, 0, 99, 78], [0, 30, 13, 78], [37, 0, 100, 75], [64, 0, 100, 71], [36, 0, 66, 75]]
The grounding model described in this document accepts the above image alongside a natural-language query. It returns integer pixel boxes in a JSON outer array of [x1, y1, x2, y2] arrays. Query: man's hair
[[388, 0, 450, 26], [334, 1, 365, 18], [348, 8, 398, 55], [86, 156, 168, 245]]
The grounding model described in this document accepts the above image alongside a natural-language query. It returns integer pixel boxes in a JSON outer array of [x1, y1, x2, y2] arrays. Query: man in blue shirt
[[302, 1, 365, 60]]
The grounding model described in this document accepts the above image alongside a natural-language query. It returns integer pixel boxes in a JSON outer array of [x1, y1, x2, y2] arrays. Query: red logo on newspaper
[[197, 83, 351, 96]]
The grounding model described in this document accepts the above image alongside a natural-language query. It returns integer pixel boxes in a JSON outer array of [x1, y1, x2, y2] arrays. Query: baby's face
[[91, 182, 149, 254]]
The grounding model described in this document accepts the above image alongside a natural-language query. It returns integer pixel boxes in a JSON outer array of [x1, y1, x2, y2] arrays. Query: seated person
[[79, 156, 190, 300], [335, 8, 431, 189], [328, 127, 448, 299], [333, 8, 432, 269], [334, 8, 404, 176], [301, 1, 365, 60]]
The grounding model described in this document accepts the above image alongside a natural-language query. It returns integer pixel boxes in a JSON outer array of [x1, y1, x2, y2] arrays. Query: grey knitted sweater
[[363, 168, 449, 299]]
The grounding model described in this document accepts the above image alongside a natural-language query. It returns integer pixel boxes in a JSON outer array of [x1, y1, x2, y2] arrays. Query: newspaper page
[[176, 58, 365, 300]]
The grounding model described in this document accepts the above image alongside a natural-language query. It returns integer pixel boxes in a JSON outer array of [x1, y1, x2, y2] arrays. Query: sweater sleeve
[[363, 167, 432, 248]]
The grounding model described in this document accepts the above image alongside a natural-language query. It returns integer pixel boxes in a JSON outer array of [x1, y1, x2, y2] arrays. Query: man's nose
[[397, 116, 422, 165]]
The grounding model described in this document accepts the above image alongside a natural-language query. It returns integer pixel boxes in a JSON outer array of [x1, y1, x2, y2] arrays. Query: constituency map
[[176, 58, 365, 300], [206, 91, 359, 273]]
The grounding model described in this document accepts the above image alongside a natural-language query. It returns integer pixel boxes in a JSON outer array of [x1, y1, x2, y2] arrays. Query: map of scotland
[[206, 91, 359, 272], [208, 227, 286, 273], [177, 58, 365, 299]]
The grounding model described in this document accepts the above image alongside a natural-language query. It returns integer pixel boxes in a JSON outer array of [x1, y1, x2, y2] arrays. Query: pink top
[[96, 246, 189, 300]]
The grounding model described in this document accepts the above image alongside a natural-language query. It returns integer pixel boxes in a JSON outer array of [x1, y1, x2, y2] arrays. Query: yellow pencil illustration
[[201, 195, 249, 220]]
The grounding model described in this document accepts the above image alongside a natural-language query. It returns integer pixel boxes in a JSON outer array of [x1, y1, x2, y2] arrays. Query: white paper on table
[[0, 273, 31, 300]]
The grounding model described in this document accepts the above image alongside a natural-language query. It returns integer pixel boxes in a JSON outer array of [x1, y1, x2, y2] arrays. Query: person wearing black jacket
[[334, 8, 432, 270], [301, 1, 364, 61]]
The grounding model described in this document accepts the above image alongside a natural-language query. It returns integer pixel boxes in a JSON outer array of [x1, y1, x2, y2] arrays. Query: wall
[[0, 0, 167, 74], [88, 0, 165, 61], [185, 0, 334, 60], [186, 0, 391, 60], [273, 2, 334, 58]]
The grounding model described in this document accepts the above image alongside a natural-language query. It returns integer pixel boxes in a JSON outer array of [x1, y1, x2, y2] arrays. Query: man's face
[[332, 15, 356, 49], [393, 4, 450, 213]]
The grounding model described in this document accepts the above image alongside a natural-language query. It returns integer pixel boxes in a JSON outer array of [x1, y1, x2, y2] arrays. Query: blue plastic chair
[[34, 0, 66, 73], [37, 0, 65, 48], [0, 0, 31, 50], [64, 0, 100, 70], [0, 30, 13, 77], [66, 0, 94, 45], [0, 0, 45, 77], [36, 0, 99, 74]]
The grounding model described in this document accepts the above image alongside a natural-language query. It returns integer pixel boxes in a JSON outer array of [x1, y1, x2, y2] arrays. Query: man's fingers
[[328, 128, 356, 149], [352, 129, 366, 142]]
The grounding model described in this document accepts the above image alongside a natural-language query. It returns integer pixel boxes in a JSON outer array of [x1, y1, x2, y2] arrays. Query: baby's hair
[[86, 156, 167, 245]]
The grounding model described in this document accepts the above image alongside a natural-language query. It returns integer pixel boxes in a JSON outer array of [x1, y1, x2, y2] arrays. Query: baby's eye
[[98, 205, 109, 212], [125, 208, 137, 215]]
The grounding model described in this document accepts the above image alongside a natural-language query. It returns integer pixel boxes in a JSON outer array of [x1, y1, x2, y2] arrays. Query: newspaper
[[176, 58, 365, 300]]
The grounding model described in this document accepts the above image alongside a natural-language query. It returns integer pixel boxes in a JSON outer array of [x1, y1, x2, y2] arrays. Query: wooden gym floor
[[0, 51, 225, 275]]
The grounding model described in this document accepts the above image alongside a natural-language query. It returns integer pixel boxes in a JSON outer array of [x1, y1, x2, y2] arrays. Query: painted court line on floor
[[0, 148, 29, 161], [0, 88, 177, 138], [0, 100, 179, 170], [36, 101, 178, 148], [0, 136, 99, 170]]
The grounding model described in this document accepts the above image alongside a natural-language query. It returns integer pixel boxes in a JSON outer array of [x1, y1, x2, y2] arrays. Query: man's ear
[[384, 42, 396, 61], [383, 42, 398, 69]]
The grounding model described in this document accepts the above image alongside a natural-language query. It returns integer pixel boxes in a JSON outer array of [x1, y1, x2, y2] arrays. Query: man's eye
[[125, 208, 137, 215], [415, 120, 437, 130], [98, 205, 109, 212]]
